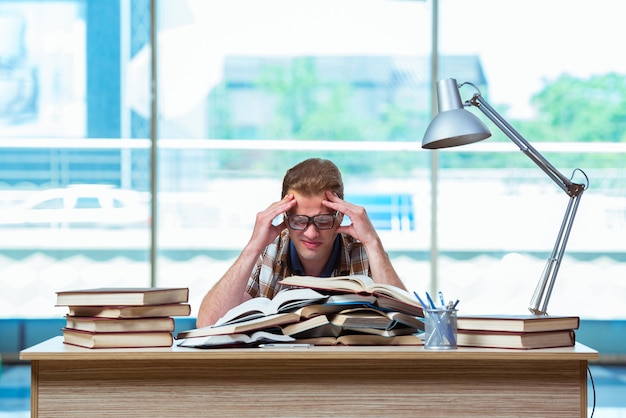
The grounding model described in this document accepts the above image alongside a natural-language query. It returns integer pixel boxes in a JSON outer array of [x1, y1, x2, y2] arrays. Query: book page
[[213, 297, 273, 326], [214, 288, 328, 326], [177, 330, 294, 348], [279, 275, 374, 292]]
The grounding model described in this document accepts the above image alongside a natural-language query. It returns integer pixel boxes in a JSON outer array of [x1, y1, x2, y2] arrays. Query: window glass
[[435, 0, 626, 319], [33, 198, 64, 211], [0, 0, 152, 318], [0, 0, 624, 323], [74, 197, 100, 209], [154, 0, 432, 313]]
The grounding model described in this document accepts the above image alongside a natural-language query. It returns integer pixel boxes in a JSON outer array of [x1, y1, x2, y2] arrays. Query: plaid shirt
[[246, 229, 370, 299]]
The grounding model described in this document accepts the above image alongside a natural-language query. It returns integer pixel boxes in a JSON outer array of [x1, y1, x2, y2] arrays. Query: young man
[[196, 158, 406, 327]]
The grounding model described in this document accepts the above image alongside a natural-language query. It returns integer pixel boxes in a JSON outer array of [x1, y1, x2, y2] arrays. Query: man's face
[[286, 190, 341, 269]]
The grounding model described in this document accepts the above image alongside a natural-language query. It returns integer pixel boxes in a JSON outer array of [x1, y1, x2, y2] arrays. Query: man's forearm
[[364, 238, 406, 290], [195, 245, 260, 327]]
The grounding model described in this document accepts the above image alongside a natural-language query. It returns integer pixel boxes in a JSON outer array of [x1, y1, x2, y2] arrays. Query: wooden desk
[[21, 337, 597, 417]]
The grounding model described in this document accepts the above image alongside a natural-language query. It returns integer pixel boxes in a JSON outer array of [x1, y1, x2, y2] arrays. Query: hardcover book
[[456, 329, 576, 349], [67, 303, 191, 319], [177, 330, 295, 348], [278, 275, 424, 316], [282, 313, 417, 339], [61, 328, 174, 349], [213, 287, 327, 326], [329, 307, 424, 331], [456, 315, 580, 333], [56, 287, 189, 307], [282, 315, 342, 338], [176, 312, 301, 339], [295, 333, 424, 346], [65, 316, 175, 333], [285, 294, 380, 320]]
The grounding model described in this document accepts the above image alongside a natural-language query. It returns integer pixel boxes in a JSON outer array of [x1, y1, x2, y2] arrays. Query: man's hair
[[281, 158, 344, 199]]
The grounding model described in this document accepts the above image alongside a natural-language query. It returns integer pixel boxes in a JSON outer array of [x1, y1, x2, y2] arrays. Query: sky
[[438, 0, 626, 118], [155, 0, 626, 120]]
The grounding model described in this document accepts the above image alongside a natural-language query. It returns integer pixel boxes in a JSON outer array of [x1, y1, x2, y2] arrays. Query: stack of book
[[56, 287, 190, 349], [455, 314, 580, 349], [176, 275, 425, 348]]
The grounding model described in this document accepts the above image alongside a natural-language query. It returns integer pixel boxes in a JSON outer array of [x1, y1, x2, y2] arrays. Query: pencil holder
[[424, 308, 457, 350]]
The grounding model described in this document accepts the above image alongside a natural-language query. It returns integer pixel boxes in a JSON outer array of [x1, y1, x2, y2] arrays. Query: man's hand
[[322, 190, 405, 289], [197, 193, 296, 327], [322, 190, 378, 246], [248, 194, 297, 251]]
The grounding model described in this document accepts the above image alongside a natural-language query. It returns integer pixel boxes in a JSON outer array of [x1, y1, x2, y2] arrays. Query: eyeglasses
[[285, 211, 339, 231]]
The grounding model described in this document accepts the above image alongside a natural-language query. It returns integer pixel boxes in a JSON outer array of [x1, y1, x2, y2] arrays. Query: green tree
[[253, 57, 425, 176], [440, 73, 626, 170], [257, 58, 369, 140], [530, 73, 626, 143], [209, 58, 625, 174]]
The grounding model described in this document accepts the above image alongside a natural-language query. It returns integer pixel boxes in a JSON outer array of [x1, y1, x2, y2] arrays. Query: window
[[0, 0, 624, 323]]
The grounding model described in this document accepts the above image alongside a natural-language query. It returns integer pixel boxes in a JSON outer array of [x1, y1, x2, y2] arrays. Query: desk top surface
[[20, 336, 598, 361]]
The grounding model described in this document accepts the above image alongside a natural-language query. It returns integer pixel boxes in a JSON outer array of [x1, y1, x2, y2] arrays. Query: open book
[[214, 288, 328, 326], [294, 334, 424, 346], [176, 291, 378, 341], [339, 326, 417, 337], [329, 307, 424, 331], [278, 275, 424, 316], [282, 310, 421, 339], [176, 312, 301, 339], [289, 294, 378, 320], [282, 315, 342, 339], [177, 330, 295, 348]]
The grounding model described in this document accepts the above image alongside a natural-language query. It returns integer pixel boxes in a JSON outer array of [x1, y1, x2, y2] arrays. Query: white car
[[0, 185, 150, 228]]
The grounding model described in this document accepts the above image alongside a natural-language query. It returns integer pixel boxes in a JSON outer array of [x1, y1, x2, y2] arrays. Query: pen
[[438, 291, 446, 307], [258, 344, 312, 348], [425, 291, 437, 309], [413, 291, 428, 309]]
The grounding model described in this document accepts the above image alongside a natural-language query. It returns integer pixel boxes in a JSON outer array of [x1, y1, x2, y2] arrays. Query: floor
[[588, 364, 626, 418], [1, 363, 626, 417], [0, 365, 29, 418]]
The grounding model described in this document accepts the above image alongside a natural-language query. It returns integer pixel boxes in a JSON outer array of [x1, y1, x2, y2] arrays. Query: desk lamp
[[422, 78, 588, 316]]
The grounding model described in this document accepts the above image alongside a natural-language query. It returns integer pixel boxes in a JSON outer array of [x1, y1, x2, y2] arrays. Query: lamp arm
[[468, 93, 588, 315], [470, 94, 585, 197], [528, 193, 582, 315]]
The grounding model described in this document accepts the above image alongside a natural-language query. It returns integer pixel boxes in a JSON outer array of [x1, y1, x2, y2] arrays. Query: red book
[[457, 329, 576, 349]]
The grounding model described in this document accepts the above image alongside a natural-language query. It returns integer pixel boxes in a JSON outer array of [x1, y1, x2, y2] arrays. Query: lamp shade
[[422, 78, 492, 149]]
